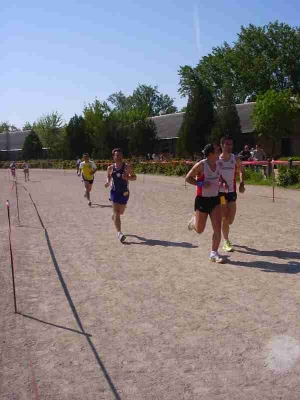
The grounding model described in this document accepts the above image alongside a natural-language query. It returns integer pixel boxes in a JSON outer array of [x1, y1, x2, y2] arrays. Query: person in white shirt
[[23, 161, 30, 182], [218, 136, 245, 253]]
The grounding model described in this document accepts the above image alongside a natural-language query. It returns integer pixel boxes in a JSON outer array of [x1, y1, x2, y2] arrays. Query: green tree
[[211, 89, 242, 150], [22, 130, 43, 159], [179, 21, 300, 103], [252, 89, 299, 155], [128, 119, 157, 156], [34, 111, 65, 157], [0, 122, 9, 133], [177, 80, 214, 156], [83, 99, 111, 159], [23, 122, 33, 131], [65, 115, 91, 159], [108, 84, 177, 116]]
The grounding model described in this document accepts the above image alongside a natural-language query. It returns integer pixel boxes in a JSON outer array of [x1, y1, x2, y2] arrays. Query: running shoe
[[223, 239, 234, 252], [88, 201, 92, 207], [210, 252, 224, 263], [188, 216, 196, 231], [118, 232, 126, 243]]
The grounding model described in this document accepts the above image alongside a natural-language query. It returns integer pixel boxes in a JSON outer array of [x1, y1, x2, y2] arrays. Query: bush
[[277, 166, 300, 186]]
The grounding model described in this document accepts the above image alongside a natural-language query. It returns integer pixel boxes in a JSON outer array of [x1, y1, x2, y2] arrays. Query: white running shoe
[[188, 216, 196, 231], [210, 252, 224, 264], [118, 232, 126, 243]]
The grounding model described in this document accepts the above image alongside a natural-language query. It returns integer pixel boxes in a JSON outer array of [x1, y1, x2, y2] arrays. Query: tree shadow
[[19, 313, 92, 337], [90, 203, 112, 208], [126, 234, 197, 248], [234, 245, 300, 260], [229, 259, 300, 274]]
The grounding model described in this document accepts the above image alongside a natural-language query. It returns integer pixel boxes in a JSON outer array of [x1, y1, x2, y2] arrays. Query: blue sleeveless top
[[111, 163, 128, 193]]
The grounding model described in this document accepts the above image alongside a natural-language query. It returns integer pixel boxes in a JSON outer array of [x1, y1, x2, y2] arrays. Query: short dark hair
[[220, 136, 233, 146], [112, 148, 123, 156], [203, 144, 216, 158]]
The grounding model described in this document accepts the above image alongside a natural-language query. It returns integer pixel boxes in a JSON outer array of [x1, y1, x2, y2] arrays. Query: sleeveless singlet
[[218, 154, 237, 193], [196, 159, 221, 197], [111, 163, 128, 193]]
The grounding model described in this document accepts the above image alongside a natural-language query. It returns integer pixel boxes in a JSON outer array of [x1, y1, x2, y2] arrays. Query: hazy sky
[[1, 0, 300, 127]]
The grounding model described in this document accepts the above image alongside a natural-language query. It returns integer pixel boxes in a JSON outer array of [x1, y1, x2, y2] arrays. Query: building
[[151, 102, 300, 157], [0, 130, 32, 160]]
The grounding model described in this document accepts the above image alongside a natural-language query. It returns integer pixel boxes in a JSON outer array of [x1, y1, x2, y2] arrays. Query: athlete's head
[[203, 144, 219, 161], [112, 148, 123, 162], [220, 136, 233, 153], [83, 153, 89, 162]]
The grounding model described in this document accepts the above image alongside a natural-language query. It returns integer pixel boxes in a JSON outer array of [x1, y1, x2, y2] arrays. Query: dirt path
[[1, 169, 300, 400]]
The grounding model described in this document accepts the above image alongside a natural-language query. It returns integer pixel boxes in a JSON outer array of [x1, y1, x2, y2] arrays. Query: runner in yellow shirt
[[79, 153, 97, 206]]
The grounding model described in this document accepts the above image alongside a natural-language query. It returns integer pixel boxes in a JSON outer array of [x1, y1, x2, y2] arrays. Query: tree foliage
[[252, 89, 300, 153], [211, 89, 242, 150], [33, 111, 65, 157], [179, 21, 300, 104], [177, 79, 214, 156], [108, 84, 177, 117], [22, 131, 43, 159]]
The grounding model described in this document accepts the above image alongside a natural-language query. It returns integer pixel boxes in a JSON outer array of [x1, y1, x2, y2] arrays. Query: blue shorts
[[110, 190, 129, 205]]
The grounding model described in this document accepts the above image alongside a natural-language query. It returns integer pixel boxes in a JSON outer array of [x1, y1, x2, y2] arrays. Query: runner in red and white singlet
[[218, 136, 245, 252]]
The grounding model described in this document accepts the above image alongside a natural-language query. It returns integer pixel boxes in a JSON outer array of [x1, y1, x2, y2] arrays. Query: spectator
[[253, 144, 267, 161], [238, 145, 252, 161]]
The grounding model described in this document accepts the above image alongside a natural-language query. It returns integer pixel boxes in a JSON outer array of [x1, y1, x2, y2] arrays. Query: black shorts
[[194, 196, 220, 214], [220, 192, 237, 203], [82, 176, 94, 185]]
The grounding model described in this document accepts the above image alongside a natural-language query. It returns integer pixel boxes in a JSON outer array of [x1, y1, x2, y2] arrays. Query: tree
[[23, 122, 33, 131], [179, 21, 300, 104], [128, 119, 157, 156], [0, 122, 10, 133], [65, 115, 91, 159], [34, 111, 65, 157], [108, 84, 177, 116], [0, 121, 19, 132], [177, 80, 215, 156], [211, 89, 242, 150], [83, 99, 111, 159], [252, 89, 299, 155], [22, 130, 43, 159]]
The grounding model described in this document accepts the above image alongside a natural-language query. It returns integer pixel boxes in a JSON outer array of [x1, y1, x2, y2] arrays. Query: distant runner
[[105, 148, 137, 243], [79, 153, 97, 206]]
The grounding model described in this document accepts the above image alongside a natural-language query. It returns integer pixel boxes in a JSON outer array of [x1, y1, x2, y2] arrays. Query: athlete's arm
[[91, 161, 97, 174], [105, 165, 113, 188], [123, 164, 137, 181], [236, 157, 245, 193], [185, 161, 204, 186]]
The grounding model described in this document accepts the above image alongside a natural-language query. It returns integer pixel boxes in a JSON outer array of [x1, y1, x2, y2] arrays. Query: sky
[[1, 0, 300, 128]]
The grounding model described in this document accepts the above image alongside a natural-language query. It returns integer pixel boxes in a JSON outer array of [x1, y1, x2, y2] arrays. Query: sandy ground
[[1, 168, 300, 400]]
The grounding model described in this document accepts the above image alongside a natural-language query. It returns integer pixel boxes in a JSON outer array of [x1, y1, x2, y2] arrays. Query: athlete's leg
[[113, 203, 126, 231], [194, 211, 209, 234], [222, 201, 236, 251], [209, 204, 222, 252]]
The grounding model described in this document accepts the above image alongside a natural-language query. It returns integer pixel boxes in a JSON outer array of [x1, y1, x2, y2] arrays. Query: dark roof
[[151, 103, 255, 139], [0, 130, 32, 151]]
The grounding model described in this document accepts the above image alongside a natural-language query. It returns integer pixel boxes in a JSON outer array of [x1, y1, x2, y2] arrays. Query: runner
[[23, 160, 30, 182], [79, 153, 97, 206], [105, 148, 136, 243], [9, 161, 16, 179], [185, 144, 224, 263], [76, 156, 81, 176], [218, 136, 245, 252]]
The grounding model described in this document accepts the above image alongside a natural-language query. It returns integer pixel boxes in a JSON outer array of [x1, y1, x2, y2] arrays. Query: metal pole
[[6, 201, 18, 313], [272, 159, 275, 203], [15, 178, 20, 226]]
